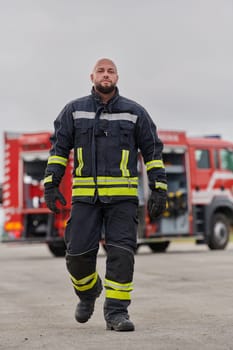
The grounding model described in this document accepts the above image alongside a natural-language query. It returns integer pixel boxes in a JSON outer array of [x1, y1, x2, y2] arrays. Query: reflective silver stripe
[[104, 278, 133, 292], [72, 111, 95, 120], [72, 111, 138, 123], [100, 113, 138, 123]]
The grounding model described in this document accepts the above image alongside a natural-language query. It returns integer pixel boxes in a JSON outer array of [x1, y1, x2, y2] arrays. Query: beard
[[95, 83, 116, 94]]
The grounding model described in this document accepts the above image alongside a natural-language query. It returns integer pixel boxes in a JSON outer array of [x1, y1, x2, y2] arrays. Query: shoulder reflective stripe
[[70, 272, 98, 292], [72, 111, 138, 123], [100, 112, 138, 123], [72, 111, 95, 120], [105, 290, 131, 300], [104, 278, 133, 292], [146, 159, 165, 171], [75, 148, 84, 176], [120, 150, 130, 177], [44, 175, 53, 184], [155, 182, 168, 191], [48, 155, 68, 167]]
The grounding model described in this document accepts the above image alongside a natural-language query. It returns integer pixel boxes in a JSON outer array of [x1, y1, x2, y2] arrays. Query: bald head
[[92, 58, 118, 74], [90, 58, 119, 100]]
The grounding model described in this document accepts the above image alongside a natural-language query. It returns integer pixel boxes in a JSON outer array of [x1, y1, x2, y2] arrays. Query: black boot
[[106, 314, 135, 331], [104, 299, 135, 331], [75, 279, 103, 323]]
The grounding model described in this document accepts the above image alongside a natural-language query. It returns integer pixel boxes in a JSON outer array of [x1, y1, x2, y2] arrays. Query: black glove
[[44, 186, 67, 214], [147, 189, 167, 220]]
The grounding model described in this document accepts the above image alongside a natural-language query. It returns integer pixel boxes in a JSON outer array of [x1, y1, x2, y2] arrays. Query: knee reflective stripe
[[104, 278, 133, 301], [48, 155, 68, 167], [146, 159, 165, 171], [70, 271, 98, 292]]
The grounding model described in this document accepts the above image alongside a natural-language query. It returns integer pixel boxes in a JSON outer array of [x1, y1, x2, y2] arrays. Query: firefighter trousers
[[65, 200, 138, 319]]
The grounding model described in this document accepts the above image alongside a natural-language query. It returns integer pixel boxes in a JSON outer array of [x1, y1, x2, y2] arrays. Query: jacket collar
[[91, 86, 119, 109]]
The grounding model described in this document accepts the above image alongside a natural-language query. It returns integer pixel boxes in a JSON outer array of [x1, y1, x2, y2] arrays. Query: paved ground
[[1, 241, 233, 350]]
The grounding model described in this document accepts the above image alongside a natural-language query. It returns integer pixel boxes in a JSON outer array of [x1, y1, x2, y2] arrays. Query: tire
[[47, 241, 66, 257], [148, 241, 170, 253], [208, 213, 229, 250]]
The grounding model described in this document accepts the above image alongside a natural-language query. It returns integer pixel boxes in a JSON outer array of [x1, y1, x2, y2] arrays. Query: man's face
[[91, 59, 118, 94]]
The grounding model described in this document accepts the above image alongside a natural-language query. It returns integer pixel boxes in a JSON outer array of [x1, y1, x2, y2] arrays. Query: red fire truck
[[2, 130, 233, 256]]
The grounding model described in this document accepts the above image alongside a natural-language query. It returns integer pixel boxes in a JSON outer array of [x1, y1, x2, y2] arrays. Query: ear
[[90, 73, 94, 82]]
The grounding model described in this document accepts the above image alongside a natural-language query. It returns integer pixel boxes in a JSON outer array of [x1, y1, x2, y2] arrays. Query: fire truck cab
[[138, 130, 233, 252], [2, 130, 233, 256], [2, 132, 71, 256]]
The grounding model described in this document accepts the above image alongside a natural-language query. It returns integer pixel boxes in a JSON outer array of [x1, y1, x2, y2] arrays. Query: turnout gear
[[44, 87, 167, 205], [44, 185, 67, 213], [147, 189, 167, 220], [44, 78, 167, 330]]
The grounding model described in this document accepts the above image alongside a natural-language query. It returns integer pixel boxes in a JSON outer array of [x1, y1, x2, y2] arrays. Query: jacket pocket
[[120, 121, 135, 148], [74, 119, 92, 146]]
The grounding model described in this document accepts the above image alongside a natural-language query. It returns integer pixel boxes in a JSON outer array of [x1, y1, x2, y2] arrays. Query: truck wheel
[[47, 241, 66, 257], [208, 213, 229, 250], [148, 241, 170, 253]]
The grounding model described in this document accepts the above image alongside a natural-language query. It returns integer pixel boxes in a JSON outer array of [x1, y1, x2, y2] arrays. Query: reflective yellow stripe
[[98, 187, 137, 196], [104, 278, 133, 292], [75, 148, 84, 176], [71, 272, 97, 285], [72, 188, 96, 196], [146, 159, 164, 171], [48, 155, 68, 167], [120, 150, 130, 177], [155, 182, 168, 191], [70, 272, 98, 292], [73, 177, 95, 186], [105, 290, 131, 300], [72, 187, 137, 197], [73, 177, 138, 186], [97, 177, 138, 186], [72, 176, 138, 197], [43, 175, 53, 184]]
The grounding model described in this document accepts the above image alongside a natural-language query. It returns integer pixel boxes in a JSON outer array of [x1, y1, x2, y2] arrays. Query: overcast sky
[[0, 0, 233, 181]]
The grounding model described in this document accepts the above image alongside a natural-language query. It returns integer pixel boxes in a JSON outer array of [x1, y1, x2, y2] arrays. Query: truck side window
[[213, 149, 220, 169], [220, 149, 233, 171], [0, 184, 2, 204], [195, 149, 210, 169]]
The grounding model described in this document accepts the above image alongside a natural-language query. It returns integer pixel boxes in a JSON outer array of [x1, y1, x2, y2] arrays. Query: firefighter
[[44, 58, 167, 331]]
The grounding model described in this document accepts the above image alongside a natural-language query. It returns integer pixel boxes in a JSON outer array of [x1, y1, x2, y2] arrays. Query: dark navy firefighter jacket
[[44, 87, 167, 204]]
